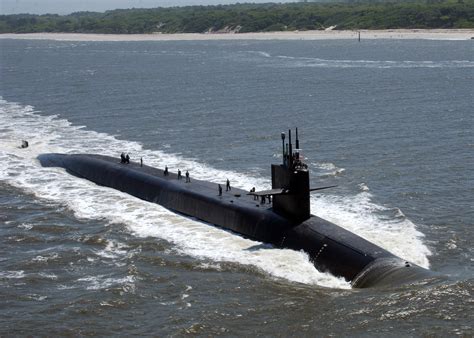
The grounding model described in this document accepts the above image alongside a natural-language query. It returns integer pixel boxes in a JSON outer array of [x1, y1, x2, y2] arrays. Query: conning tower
[[272, 128, 310, 222]]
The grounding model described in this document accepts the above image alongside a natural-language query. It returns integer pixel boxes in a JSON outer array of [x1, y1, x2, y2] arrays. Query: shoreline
[[1, 29, 473, 41]]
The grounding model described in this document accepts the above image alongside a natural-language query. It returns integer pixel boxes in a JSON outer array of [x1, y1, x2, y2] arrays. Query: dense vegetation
[[1, 1, 473, 34]]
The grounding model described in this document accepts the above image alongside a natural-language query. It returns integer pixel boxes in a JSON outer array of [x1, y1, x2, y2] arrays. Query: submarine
[[38, 129, 434, 288]]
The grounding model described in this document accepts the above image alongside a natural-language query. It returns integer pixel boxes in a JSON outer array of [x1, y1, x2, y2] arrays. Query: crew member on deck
[[164, 166, 169, 176], [218, 184, 222, 196], [120, 153, 126, 163], [226, 179, 231, 191], [178, 169, 182, 180], [251, 187, 257, 200], [185, 171, 190, 183], [125, 154, 130, 164], [140, 157, 143, 167]]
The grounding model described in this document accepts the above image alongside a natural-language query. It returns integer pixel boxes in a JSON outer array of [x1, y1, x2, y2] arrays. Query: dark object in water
[[38, 129, 434, 288], [21, 140, 29, 148]]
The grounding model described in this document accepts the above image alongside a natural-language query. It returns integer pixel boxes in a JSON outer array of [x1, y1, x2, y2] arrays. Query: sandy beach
[[1, 29, 473, 41]]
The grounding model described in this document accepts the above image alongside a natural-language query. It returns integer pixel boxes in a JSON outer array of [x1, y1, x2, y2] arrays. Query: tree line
[[1, 1, 473, 34]]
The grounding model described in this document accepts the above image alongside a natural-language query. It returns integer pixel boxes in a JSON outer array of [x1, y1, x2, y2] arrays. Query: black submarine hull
[[38, 153, 433, 288]]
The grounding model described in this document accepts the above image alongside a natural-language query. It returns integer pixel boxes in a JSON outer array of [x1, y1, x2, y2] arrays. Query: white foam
[[32, 253, 59, 262], [271, 55, 474, 69], [0, 270, 25, 279], [311, 161, 345, 177], [77, 274, 136, 291], [38, 272, 58, 280], [0, 270, 58, 281], [95, 240, 130, 260], [0, 98, 431, 287], [18, 223, 33, 230], [247, 51, 271, 58]]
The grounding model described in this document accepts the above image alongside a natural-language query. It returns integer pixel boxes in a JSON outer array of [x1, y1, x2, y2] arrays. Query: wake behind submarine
[[38, 129, 434, 288]]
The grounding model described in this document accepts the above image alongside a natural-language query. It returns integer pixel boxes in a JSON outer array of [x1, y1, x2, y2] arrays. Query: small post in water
[[281, 132, 286, 165]]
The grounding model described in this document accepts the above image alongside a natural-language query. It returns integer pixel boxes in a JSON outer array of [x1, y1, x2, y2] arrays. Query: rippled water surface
[[0, 38, 473, 335]]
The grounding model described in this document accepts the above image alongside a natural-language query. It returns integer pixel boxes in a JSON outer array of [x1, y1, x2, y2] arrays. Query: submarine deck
[[56, 154, 397, 259], [87, 154, 273, 211]]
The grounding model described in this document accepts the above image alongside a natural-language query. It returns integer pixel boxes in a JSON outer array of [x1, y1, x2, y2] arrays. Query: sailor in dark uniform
[[226, 179, 231, 191], [251, 187, 257, 200], [185, 171, 190, 183]]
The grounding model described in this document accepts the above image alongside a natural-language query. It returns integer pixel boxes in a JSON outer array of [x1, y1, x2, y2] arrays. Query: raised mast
[[288, 129, 293, 169], [271, 128, 310, 221]]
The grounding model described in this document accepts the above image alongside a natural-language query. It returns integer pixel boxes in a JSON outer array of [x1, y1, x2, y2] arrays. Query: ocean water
[[0, 38, 473, 335]]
